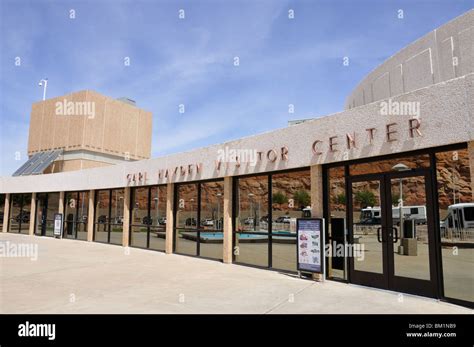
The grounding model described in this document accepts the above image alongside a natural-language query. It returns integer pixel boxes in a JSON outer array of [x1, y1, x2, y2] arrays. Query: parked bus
[[359, 206, 427, 225], [440, 203, 474, 241]]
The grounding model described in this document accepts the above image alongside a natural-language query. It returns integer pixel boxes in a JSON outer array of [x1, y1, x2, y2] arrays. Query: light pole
[[216, 193, 222, 229], [248, 193, 255, 230], [392, 163, 410, 241], [154, 197, 159, 224], [38, 78, 48, 101]]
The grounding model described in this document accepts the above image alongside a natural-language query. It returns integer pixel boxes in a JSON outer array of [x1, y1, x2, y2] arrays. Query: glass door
[[348, 171, 437, 297], [387, 172, 437, 297], [349, 176, 388, 289]]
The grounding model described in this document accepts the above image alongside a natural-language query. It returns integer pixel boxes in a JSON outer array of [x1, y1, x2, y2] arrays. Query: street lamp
[[38, 78, 48, 101], [392, 163, 410, 241], [248, 193, 255, 230], [216, 193, 222, 229], [154, 197, 159, 216]]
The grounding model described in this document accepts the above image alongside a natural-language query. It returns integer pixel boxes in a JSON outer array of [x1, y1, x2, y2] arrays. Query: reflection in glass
[[350, 154, 429, 176], [130, 186, 167, 251], [199, 181, 224, 260], [436, 149, 473, 303], [390, 177, 430, 280], [94, 189, 123, 244], [0, 194, 4, 229], [352, 180, 383, 274], [131, 187, 149, 248], [109, 189, 124, 245], [175, 184, 198, 256], [149, 186, 167, 251], [236, 175, 268, 233], [76, 192, 89, 241], [94, 190, 109, 242], [64, 191, 89, 240], [235, 233, 269, 267], [327, 166, 347, 280], [271, 171, 310, 271], [235, 175, 269, 267], [234, 170, 310, 270], [9, 194, 31, 234], [36, 193, 60, 237]]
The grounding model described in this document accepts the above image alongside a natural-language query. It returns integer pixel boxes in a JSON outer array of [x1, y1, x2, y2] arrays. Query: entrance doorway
[[35, 193, 60, 237], [348, 170, 437, 297]]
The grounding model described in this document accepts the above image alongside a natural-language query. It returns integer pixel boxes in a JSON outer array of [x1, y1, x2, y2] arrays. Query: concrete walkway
[[0, 233, 471, 314]]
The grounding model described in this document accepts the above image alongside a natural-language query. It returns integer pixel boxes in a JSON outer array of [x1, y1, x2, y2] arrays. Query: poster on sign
[[297, 218, 324, 273], [54, 213, 63, 238]]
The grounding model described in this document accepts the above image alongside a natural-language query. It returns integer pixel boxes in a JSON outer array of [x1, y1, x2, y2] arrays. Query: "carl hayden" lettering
[[18, 321, 55, 341]]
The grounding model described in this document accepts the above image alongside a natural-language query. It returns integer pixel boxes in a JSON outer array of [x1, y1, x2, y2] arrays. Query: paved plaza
[[0, 233, 471, 314]]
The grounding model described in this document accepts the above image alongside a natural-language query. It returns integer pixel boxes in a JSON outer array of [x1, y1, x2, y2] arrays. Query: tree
[[354, 190, 376, 208], [391, 193, 400, 206], [293, 190, 311, 208], [272, 192, 288, 206], [333, 193, 346, 205]]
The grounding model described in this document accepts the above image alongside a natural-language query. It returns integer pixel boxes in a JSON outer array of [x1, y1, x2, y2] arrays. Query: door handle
[[376, 227, 382, 243], [392, 226, 399, 243]]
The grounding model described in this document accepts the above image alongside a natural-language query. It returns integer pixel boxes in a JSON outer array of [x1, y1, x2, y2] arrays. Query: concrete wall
[[1, 73, 472, 194], [27, 90, 152, 161], [345, 10, 473, 109]]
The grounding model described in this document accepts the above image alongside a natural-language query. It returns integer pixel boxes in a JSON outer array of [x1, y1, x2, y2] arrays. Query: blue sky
[[0, 0, 472, 175]]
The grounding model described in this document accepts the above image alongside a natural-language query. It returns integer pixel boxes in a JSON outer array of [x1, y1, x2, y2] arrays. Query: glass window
[[234, 170, 311, 270], [174, 181, 224, 260], [130, 185, 167, 251], [327, 166, 347, 280], [234, 175, 269, 267], [436, 148, 474, 303], [0, 194, 4, 230], [130, 187, 149, 248], [94, 190, 109, 242], [94, 189, 123, 245], [76, 192, 89, 241], [350, 154, 430, 176], [9, 194, 31, 234], [175, 183, 198, 256], [109, 189, 124, 245], [271, 170, 310, 272], [64, 191, 89, 240], [36, 192, 60, 237], [149, 186, 167, 251], [199, 181, 224, 260]]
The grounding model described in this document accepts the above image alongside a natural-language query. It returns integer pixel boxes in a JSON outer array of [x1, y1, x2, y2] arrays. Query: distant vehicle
[[243, 217, 254, 225], [15, 211, 30, 223], [440, 203, 474, 233], [114, 216, 123, 224], [201, 218, 214, 227], [359, 206, 427, 225], [260, 215, 269, 223], [158, 217, 166, 225], [275, 216, 291, 224], [185, 217, 197, 226], [142, 216, 152, 225], [98, 215, 107, 224]]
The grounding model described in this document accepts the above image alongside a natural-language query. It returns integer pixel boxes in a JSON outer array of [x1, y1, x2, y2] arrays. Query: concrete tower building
[[14, 90, 152, 175]]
